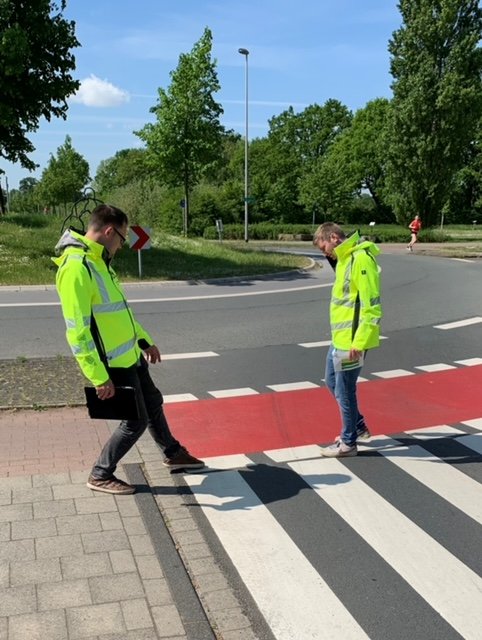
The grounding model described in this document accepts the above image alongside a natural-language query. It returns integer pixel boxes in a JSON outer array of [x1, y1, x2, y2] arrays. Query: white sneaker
[[320, 441, 357, 458]]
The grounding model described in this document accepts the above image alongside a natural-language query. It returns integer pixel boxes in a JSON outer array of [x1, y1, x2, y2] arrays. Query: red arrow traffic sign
[[129, 226, 151, 250]]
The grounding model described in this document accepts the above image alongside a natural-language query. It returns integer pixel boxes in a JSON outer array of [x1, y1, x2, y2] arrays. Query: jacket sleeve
[[351, 252, 382, 350], [56, 257, 110, 386], [134, 319, 154, 350]]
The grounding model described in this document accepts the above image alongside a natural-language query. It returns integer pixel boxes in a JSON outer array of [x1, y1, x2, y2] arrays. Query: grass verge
[[0, 214, 311, 285]]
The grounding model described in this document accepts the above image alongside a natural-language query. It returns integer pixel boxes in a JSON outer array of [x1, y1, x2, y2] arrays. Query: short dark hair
[[88, 204, 128, 231]]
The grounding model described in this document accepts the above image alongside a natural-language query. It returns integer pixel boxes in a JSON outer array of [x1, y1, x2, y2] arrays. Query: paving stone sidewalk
[[0, 407, 260, 640]]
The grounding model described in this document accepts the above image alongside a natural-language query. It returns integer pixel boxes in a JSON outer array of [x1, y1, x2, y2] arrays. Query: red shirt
[[409, 218, 422, 233]]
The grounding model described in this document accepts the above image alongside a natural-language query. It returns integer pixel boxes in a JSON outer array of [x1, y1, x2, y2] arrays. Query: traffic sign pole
[[128, 225, 151, 279]]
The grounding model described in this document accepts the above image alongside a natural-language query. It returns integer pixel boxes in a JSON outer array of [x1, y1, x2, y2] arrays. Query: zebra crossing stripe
[[241, 452, 460, 639], [290, 456, 482, 640], [404, 424, 464, 439], [202, 453, 252, 470], [457, 433, 482, 455], [410, 433, 482, 485], [264, 444, 322, 462], [184, 469, 369, 639], [362, 436, 482, 526], [462, 418, 482, 430], [183, 431, 482, 639]]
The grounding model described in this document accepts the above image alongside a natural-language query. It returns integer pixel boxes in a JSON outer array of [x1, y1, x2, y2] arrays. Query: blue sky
[[2, 0, 402, 191]]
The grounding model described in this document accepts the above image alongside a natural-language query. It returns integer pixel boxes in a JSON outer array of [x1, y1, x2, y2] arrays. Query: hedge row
[[203, 223, 452, 243]]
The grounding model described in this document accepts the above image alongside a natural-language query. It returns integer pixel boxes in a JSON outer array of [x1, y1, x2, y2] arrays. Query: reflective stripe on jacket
[[330, 232, 382, 351], [52, 230, 153, 386]]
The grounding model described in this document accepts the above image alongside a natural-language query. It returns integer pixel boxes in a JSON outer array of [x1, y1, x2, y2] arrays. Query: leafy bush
[[203, 223, 316, 240], [349, 225, 453, 243], [106, 180, 164, 227], [204, 223, 455, 242]]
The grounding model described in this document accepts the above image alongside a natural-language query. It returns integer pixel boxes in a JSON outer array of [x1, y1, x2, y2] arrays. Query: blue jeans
[[91, 357, 181, 479], [324, 346, 367, 447]]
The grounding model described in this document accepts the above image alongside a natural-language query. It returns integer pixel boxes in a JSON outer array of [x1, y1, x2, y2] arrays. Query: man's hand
[[348, 348, 363, 361], [96, 379, 115, 400], [143, 345, 161, 364]]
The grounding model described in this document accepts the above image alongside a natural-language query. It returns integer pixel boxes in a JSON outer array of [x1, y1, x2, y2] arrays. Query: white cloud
[[72, 75, 130, 107]]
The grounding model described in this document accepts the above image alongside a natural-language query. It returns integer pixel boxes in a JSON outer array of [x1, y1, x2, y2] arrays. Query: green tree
[[19, 177, 38, 193], [10, 177, 40, 213], [387, 0, 482, 226], [256, 101, 352, 223], [106, 179, 165, 228], [93, 148, 152, 197], [38, 135, 89, 213], [444, 117, 482, 222], [0, 0, 79, 172], [135, 27, 225, 235], [202, 131, 242, 186], [308, 98, 394, 222], [298, 151, 356, 221]]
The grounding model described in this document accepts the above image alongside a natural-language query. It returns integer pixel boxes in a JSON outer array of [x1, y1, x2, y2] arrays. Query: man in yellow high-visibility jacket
[[313, 222, 382, 457], [53, 204, 204, 494]]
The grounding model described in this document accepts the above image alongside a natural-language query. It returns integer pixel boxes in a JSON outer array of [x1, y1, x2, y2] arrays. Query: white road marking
[[163, 393, 198, 403], [451, 258, 474, 263], [457, 433, 482, 455], [298, 340, 332, 348], [368, 435, 482, 525], [208, 388, 259, 398], [461, 418, 482, 431], [415, 363, 456, 372], [129, 282, 333, 302], [267, 381, 320, 392], [185, 470, 369, 640], [435, 317, 482, 330], [264, 444, 322, 463], [291, 457, 482, 640], [0, 282, 333, 308], [0, 301, 60, 307], [0, 282, 332, 308], [372, 369, 415, 379], [202, 454, 252, 470], [162, 351, 218, 360], [299, 336, 388, 348], [404, 425, 464, 439], [454, 357, 482, 366]]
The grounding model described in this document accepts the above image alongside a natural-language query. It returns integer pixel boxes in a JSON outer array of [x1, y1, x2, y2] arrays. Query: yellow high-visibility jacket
[[52, 229, 153, 386], [330, 232, 382, 351]]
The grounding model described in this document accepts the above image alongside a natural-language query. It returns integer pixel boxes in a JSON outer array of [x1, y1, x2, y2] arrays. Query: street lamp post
[[238, 47, 249, 243]]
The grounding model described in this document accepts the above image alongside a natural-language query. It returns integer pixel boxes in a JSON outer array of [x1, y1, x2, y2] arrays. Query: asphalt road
[[1, 251, 482, 397]]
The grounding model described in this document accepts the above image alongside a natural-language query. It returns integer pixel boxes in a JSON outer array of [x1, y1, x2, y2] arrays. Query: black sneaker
[[163, 447, 205, 471]]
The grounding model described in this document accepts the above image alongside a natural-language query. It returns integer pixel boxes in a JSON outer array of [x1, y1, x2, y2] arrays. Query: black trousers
[[91, 357, 180, 479]]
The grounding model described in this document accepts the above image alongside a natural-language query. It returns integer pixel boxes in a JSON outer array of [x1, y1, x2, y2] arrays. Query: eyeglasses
[[112, 227, 127, 246]]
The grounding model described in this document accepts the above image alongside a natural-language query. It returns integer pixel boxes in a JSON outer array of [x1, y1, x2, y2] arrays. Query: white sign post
[[129, 226, 151, 278]]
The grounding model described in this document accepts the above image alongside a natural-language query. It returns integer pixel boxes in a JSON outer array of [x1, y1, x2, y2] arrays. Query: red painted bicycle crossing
[[166, 364, 482, 458]]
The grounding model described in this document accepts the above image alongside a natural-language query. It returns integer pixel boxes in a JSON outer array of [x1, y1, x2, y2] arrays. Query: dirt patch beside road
[[0, 357, 86, 409]]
